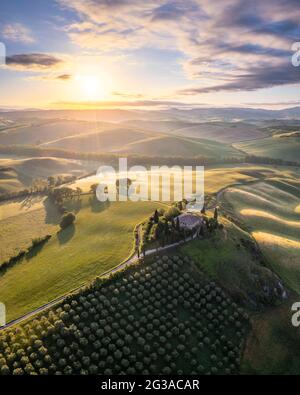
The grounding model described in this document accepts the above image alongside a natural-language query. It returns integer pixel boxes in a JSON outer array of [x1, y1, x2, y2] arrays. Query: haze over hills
[[2, 106, 300, 123], [0, 156, 95, 194], [0, 106, 299, 162], [40, 127, 241, 158], [123, 120, 268, 143], [0, 119, 116, 146]]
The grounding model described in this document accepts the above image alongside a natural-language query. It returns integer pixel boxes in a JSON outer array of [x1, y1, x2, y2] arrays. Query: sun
[[75, 74, 107, 100]]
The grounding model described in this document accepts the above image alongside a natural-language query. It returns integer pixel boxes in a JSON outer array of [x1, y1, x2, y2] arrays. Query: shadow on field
[[67, 199, 82, 214], [43, 197, 61, 225], [26, 237, 51, 260], [89, 196, 110, 213], [57, 224, 76, 245], [20, 194, 44, 209]]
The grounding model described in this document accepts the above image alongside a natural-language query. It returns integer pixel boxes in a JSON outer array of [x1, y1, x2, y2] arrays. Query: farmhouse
[[177, 213, 203, 231]]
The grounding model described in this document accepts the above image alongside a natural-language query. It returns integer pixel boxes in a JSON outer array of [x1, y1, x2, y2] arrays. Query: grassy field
[[234, 136, 300, 162], [204, 163, 300, 195], [0, 119, 115, 146], [0, 156, 96, 194], [0, 195, 162, 321], [43, 127, 241, 158], [0, 167, 24, 194], [221, 177, 300, 294], [180, 217, 281, 307], [242, 299, 300, 374], [118, 135, 242, 158], [0, 196, 60, 262], [173, 121, 268, 143], [70, 163, 291, 199], [121, 120, 269, 143]]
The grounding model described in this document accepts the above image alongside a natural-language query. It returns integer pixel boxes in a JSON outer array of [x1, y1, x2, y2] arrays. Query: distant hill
[[1, 106, 300, 123], [0, 119, 115, 146], [42, 127, 241, 158], [0, 156, 94, 194], [0, 107, 299, 162], [167, 121, 268, 143], [235, 135, 300, 162]]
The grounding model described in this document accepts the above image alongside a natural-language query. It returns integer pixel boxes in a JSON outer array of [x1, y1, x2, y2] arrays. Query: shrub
[[59, 212, 76, 230]]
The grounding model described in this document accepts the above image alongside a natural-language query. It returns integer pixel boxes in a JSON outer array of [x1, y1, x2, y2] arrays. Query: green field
[[0, 167, 24, 194], [44, 127, 241, 158], [0, 156, 95, 195], [242, 300, 300, 374], [0, 196, 162, 321], [180, 217, 281, 307], [234, 136, 300, 162], [221, 177, 300, 294], [0, 196, 60, 262], [0, 119, 114, 146], [203, 163, 293, 194], [173, 121, 268, 143]]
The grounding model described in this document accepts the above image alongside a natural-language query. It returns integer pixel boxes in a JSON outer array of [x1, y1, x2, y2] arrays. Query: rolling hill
[[42, 127, 241, 158], [0, 157, 95, 194], [221, 176, 300, 294], [0, 119, 115, 146], [3, 106, 300, 123], [173, 122, 268, 143], [121, 120, 267, 143], [234, 135, 300, 162], [0, 196, 163, 321]]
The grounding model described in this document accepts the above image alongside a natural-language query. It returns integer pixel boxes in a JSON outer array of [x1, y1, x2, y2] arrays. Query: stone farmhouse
[[177, 213, 204, 232]]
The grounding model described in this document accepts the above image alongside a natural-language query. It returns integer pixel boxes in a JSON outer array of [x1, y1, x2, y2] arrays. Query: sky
[[0, 0, 299, 109]]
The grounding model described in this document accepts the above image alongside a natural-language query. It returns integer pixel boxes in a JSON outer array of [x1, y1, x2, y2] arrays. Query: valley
[[0, 107, 299, 376]]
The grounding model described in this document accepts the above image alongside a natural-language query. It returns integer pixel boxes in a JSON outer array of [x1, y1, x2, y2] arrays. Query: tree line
[[0, 144, 299, 167]]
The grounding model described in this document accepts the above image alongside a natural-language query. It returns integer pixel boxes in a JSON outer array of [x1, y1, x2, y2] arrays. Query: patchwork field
[[204, 163, 300, 195], [235, 136, 300, 162], [0, 196, 60, 262], [0, 167, 24, 194], [173, 122, 268, 143], [121, 120, 267, 143], [0, 119, 115, 146], [0, 156, 95, 194], [0, 117, 243, 159], [221, 177, 300, 294], [43, 127, 241, 159], [0, 196, 163, 322]]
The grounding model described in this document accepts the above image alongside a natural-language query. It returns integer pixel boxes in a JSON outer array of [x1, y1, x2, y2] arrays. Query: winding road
[[0, 224, 199, 331], [2, 168, 274, 331]]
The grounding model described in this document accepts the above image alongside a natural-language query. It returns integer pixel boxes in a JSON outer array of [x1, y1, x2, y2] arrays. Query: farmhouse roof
[[177, 213, 202, 226]]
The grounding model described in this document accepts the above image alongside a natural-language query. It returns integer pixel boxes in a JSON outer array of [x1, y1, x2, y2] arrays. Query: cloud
[[52, 99, 206, 109], [150, 2, 190, 22], [1, 22, 34, 44], [27, 73, 72, 81], [56, 74, 72, 80], [57, 0, 300, 94], [5, 53, 64, 71], [58, 0, 201, 51], [112, 91, 145, 99], [245, 100, 300, 107], [178, 62, 300, 94]]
